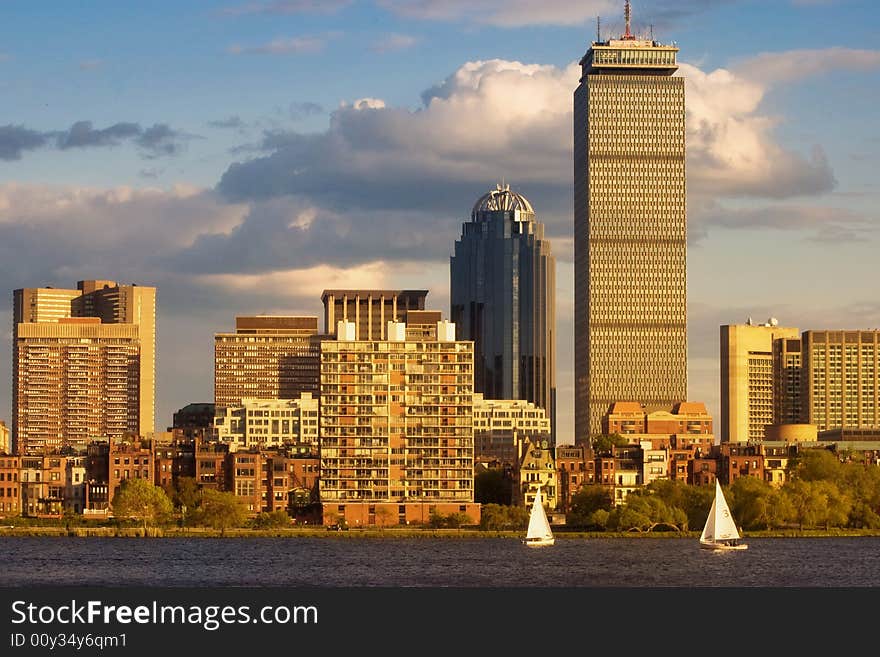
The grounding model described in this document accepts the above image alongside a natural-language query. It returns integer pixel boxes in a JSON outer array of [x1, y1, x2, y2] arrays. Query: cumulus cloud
[[0, 184, 247, 294], [217, 50, 861, 250], [208, 116, 247, 131]]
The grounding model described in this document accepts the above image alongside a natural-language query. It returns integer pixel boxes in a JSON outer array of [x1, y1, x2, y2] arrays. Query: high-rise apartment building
[[213, 316, 322, 412], [318, 315, 479, 525], [802, 330, 879, 431], [720, 320, 800, 443], [574, 4, 687, 441], [321, 289, 428, 340], [13, 280, 156, 453], [451, 184, 556, 440]]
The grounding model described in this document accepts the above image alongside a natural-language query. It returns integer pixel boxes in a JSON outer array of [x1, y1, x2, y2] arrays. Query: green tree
[[728, 475, 776, 530], [194, 489, 248, 535], [173, 476, 200, 511], [111, 478, 173, 532], [445, 512, 471, 528], [566, 484, 613, 527], [252, 509, 292, 529], [789, 448, 843, 482], [784, 480, 828, 530], [590, 433, 629, 454]]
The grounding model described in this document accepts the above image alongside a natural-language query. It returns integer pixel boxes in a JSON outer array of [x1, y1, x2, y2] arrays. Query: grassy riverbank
[[3, 525, 880, 539]]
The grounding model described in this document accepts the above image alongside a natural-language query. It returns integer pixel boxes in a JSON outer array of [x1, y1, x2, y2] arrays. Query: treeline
[[567, 449, 880, 532]]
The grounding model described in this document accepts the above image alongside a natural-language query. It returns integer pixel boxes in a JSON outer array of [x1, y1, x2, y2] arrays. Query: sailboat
[[700, 479, 748, 551], [523, 486, 555, 547]]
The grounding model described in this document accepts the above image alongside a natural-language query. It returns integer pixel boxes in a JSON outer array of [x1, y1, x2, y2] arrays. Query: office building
[[451, 183, 556, 439], [472, 393, 552, 465], [214, 316, 322, 412], [574, 3, 687, 441]]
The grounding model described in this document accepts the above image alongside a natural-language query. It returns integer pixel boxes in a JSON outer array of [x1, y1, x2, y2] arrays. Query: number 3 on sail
[[700, 480, 748, 551]]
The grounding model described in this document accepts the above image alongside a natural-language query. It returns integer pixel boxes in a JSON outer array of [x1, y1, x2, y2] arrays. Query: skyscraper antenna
[[597, 16, 601, 43], [624, 1, 632, 38], [650, 23, 654, 41]]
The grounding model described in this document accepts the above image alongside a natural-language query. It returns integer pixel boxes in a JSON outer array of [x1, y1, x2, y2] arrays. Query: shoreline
[[2, 526, 880, 539]]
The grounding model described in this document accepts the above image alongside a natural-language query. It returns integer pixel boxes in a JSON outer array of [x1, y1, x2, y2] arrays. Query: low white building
[[214, 393, 319, 452]]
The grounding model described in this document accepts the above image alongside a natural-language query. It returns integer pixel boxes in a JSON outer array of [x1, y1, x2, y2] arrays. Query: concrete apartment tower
[[13, 280, 156, 453], [574, 2, 687, 442], [450, 184, 556, 442], [720, 319, 800, 443]]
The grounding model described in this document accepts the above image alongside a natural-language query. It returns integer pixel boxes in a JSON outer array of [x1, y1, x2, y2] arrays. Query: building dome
[[472, 183, 535, 218]]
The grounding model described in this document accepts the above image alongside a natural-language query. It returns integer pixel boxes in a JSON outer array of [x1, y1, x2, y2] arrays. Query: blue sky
[[1, 0, 878, 442]]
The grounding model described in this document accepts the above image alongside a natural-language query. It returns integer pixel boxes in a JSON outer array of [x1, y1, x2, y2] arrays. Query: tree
[[567, 484, 613, 527], [173, 476, 200, 511], [374, 507, 393, 529], [111, 478, 173, 532], [251, 510, 292, 529], [590, 433, 629, 454], [194, 489, 247, 535]]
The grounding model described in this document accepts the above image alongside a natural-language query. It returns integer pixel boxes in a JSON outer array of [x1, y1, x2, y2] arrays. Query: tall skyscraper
[[13, 280, 156, 453], [321, 289, 428, 340], [574, 3, 687, 441], [720, 320, 800, 443], [213, 316, 322, 412], [451, 183, 556, 440]]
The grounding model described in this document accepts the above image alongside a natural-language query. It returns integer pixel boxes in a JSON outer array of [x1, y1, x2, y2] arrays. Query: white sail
[[702, 480, 741, 543], [526, 487, 553, 540]]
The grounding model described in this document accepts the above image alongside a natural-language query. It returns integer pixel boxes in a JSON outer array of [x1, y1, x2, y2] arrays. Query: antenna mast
[[596, 15, 601, 43], [623, 0, 634, 40]]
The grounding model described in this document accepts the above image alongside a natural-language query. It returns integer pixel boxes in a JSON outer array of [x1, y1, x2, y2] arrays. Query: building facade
[[574, 10, 687, 442], [450, 184, 556, 439], [319, 317, 479, 525], [214, 316, 322, 412], [720, 320, 800, 443], [13, 280, 156, 453], [802, 330, 880, 431], [321, 289, 428, 341], [472, 393, 552, 466], [214, 394, 319, 451]]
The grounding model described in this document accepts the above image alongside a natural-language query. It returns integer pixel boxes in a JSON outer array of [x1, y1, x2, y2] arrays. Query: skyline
[[1, 1, 879, 442]]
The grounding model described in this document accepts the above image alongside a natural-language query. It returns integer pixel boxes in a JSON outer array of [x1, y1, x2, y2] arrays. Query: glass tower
[[451, 184, 556, 441], [574, 9, 687, 442]]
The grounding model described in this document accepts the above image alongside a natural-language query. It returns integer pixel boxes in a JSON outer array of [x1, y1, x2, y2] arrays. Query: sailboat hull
[[700, 540, 748, 551], [523, 536, 555, 547]]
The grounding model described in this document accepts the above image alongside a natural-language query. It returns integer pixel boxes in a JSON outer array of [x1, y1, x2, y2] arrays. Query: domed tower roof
[[471, 183, 535, 220]]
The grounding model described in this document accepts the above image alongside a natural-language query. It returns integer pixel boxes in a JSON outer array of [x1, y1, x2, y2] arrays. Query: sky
[[1, 0, 878, 444]]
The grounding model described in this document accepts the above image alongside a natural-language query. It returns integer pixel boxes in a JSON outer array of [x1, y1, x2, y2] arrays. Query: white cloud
[[733, 47, 880, 85]]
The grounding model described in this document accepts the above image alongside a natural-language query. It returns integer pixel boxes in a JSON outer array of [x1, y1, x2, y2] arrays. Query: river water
[[3, 535, 880, 587]]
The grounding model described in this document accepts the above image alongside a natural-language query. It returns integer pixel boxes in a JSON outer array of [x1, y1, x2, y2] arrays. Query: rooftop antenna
[[596, 15, 601, 43], [624, 0, 633, 39], [650, 23, 654, 41]]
